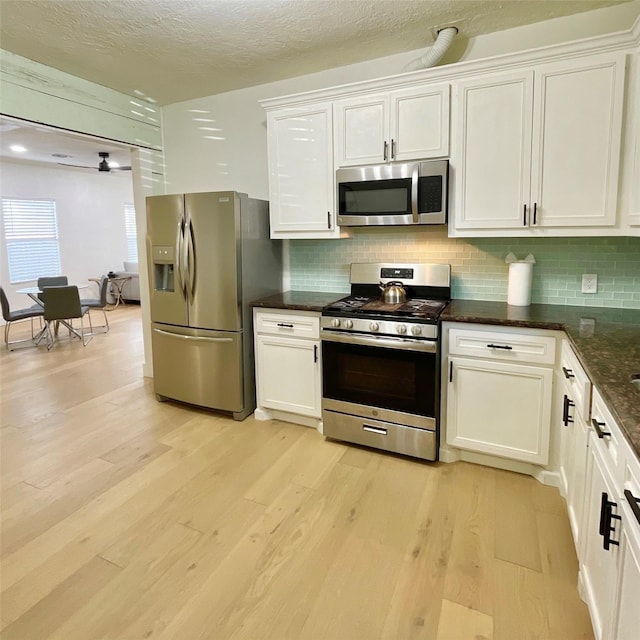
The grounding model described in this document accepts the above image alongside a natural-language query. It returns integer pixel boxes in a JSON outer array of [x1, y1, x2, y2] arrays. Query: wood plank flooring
[[0, 306, 594, 639]]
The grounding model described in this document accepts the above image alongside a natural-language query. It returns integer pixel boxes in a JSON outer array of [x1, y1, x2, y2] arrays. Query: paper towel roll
[[507, 262, 533, 306]]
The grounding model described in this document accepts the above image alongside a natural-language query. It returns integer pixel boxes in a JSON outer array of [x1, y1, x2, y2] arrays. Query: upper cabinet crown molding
[[259, 23, 639, 112]]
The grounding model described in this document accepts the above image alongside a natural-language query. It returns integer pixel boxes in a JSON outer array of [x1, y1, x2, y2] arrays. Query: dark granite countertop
[[251, 290, 345, 313], [442, 300, 640, 459]]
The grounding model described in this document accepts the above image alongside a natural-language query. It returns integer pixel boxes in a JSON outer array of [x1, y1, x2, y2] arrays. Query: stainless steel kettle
[[379, 280, 406, 304]]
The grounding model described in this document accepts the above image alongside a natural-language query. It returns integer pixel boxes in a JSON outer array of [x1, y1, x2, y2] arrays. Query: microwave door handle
[[411, 164, 419, 223]]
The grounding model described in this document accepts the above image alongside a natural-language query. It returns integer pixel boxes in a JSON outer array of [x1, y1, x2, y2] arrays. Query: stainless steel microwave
[[336, 159, 448, 226]]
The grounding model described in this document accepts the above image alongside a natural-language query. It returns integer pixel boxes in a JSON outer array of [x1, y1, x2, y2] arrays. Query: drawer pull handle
[[599, 492, 620, 551], [487, 343, 513, 350], [562, 394, 575, 427], [562, 366, 575, 379], [624, 489, 640, 526], [592, 418, 611, 439], [363, 424, 387, 436], [277, 323, 294, 328]]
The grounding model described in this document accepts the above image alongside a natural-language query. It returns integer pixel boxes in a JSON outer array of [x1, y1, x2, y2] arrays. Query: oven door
[[321, 331, 438, 420]]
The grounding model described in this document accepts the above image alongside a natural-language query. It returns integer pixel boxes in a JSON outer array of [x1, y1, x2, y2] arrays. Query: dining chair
[[81, 275, 110, 333], [0, 286, 45, 350], [37, 276, 68, 302], [40, 285, 93, 349]]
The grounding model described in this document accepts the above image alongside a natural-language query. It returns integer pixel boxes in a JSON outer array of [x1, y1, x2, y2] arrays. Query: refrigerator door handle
[[182, 216, 191, 305], [153, 328, 233, 343], [187, 219, 196, 299], [175, 218, 186, 297]]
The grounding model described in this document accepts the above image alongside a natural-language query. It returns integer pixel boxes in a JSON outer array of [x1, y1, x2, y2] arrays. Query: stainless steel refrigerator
[[146, 191, 281, 420]]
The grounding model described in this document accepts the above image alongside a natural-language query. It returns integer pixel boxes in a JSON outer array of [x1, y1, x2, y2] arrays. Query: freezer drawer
[[152, 324, 244, 412]]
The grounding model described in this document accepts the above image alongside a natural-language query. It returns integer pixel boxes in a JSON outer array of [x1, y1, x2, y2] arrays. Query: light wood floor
[[0, 306, 594, 639]]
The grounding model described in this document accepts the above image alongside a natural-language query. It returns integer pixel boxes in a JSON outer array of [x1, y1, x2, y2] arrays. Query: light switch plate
[[581, 274, 598, 294]]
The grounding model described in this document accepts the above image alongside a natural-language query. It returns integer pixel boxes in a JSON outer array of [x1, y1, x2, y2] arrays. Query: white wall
[[0, 159, 134, 309], [160, 2, 640, 197]]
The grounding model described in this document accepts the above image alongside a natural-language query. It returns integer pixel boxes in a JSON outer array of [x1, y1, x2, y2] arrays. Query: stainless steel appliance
[[321, 263, 451, 460], [336, 159, 448, 227], [146, 191, 281, 420]]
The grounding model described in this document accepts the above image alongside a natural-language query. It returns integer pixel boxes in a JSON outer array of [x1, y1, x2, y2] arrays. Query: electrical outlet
[[582, 274, 598, 294]]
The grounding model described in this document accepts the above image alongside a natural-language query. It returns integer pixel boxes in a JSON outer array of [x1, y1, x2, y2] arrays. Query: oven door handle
[[321, 330, 437, 353]]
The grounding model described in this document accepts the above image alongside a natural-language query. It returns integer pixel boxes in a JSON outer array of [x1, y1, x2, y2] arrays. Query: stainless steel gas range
[[321, 262, 451, 461]]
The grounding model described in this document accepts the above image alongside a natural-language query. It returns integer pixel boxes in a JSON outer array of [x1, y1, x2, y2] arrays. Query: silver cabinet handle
[[391, 138, 396, 159], [363, 425, 387, 435], [383, 140, 388, 161], [153, 328, 232, 343]]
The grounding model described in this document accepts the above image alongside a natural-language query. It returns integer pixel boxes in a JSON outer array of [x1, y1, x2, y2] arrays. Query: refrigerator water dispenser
[[152, 246, 175, 292]]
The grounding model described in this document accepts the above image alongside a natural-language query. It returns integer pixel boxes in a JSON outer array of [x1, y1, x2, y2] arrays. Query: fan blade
[[57, 163, 95, 169]]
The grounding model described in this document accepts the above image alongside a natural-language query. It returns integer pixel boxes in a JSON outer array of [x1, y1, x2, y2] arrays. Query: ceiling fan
[[58, 151, 131, 172]]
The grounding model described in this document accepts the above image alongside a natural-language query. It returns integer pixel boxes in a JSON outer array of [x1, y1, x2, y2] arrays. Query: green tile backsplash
[[289, 227, 640, 309]]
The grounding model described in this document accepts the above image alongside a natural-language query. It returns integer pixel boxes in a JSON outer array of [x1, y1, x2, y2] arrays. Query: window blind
[[2, 198, 61, 284], [124, 202, 138, 262]]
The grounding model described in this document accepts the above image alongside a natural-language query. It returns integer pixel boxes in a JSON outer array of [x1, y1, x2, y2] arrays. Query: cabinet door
[[267, 103, 337, 237], [390, 84, 450, 161], [567, 413, 590, 552], [628, 51, 640, 231], [334, 94, 388, 167], [453, 71, 534, 229], [256, 335, 321, 418], [446, 356, 552, 464], [612, 524, 640, 640], [581, 435, 620, 640], [558, 388, 576, 499], [531, 53, 625, 227]]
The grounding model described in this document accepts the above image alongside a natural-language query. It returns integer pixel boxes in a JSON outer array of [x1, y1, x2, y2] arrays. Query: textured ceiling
[[0, 0, 630, 106]]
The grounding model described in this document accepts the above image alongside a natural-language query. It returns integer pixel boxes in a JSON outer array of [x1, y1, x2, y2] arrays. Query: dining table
[[16, 284, 90, 346]]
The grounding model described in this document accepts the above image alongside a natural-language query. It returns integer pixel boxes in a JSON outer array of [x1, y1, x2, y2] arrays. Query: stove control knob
[[344, 319, 354, 329], [397, 324, 407, 335], [331, 318, 341, 328], [411, 325, 422, 336], [369, 322, 379, 332]]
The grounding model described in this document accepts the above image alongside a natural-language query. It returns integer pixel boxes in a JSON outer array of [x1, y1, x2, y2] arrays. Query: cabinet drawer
[[448, 327, 556, 365], [560, 340, 592, 422], [591, 387, 624, 486], [255, 309, 320, 340]]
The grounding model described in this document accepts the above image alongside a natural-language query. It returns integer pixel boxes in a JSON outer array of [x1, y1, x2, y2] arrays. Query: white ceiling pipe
[[402, 26, 458, 72]]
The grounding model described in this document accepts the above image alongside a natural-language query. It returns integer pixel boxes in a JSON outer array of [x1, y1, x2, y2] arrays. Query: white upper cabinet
[[334, 84, 450, 167], [530, 55, 625, 227], [452, 52, 626, 235], [266, 103, 341, 239], [453, 71, 534, 230], [625, 49, 640, 232]]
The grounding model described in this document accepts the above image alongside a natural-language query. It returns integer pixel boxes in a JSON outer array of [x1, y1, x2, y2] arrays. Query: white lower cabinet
[[580, 433, 621, 640], [577, 386, 640, 640], [253, 309, 322, 427], [557, 339, 592, 550], [445, 324, 555, 465], [611, 442, 640, 639], [613, 518, 640, 639]]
